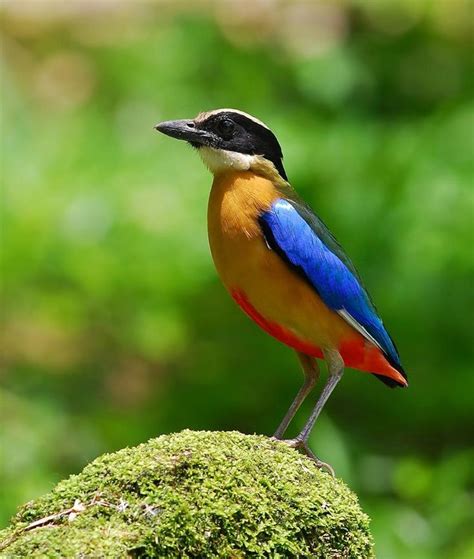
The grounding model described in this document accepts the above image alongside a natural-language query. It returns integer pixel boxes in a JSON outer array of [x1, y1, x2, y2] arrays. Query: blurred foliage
[[1, 1, 473, 558]]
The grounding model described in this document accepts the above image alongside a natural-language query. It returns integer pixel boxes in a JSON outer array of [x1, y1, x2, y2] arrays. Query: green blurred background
[[1, 1, 473, 557]]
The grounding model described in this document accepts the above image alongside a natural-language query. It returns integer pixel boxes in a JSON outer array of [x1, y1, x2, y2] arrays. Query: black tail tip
[[375, 374, 407, 388]]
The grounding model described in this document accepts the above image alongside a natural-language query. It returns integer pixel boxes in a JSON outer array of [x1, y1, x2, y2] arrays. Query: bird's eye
[[217, 118, 235, 138]]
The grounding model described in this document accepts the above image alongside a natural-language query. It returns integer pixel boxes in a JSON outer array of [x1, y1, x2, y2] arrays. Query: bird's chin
[[198, 146, 255, 174]]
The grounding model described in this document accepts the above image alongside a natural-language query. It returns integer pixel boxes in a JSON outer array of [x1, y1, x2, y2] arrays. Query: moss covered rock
[[0, 430, 374, 558]]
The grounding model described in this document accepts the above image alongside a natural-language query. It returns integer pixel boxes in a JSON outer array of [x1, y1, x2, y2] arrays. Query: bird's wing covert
[[258, 198, 402, 371]]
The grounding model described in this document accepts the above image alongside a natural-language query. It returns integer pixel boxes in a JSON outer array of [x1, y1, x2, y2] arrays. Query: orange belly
[[231, 289, 406, 385], [231, 289, 324, 359]]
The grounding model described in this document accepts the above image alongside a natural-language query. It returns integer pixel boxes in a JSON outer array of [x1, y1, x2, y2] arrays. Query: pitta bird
[[155, 109, 407, 471]]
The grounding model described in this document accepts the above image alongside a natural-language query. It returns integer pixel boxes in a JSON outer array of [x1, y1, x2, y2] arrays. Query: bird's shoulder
[[271, 186, 363, 282]]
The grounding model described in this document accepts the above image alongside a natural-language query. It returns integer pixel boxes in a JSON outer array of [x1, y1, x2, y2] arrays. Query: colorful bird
[[155, 109, 407, 471]]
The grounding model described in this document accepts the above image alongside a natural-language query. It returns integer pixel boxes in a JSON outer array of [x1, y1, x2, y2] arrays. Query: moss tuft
[[0, 430, 374, 558]]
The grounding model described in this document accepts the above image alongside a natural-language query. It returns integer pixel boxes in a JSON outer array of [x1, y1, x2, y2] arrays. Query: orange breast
[[208, 171, 355, 348]]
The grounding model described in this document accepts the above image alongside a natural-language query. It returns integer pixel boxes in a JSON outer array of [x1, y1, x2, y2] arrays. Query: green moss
[[0, 431, 374, 558]]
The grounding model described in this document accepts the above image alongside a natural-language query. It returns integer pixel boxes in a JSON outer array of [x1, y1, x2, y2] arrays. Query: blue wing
[[259, 198, 403, 373]]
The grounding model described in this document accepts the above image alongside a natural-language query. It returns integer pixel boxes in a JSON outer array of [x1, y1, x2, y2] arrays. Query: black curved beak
[[154, 119, 213, 146]]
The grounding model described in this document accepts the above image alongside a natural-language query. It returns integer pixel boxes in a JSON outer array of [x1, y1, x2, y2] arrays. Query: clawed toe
[[276, 438, 335, 476]]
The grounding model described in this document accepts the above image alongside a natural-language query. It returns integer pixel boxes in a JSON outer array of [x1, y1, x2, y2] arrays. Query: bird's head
[[155, 109, 287, 182]]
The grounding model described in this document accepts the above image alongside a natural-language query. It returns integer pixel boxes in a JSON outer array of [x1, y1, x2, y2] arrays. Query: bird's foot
[[275, 437, 335, 476]]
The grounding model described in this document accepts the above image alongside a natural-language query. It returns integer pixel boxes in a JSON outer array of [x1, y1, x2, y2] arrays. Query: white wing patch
[[337, 308, 383, 351]]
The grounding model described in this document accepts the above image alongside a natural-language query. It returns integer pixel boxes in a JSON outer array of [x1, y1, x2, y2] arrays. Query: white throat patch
[[199, 147, 257, 175]]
